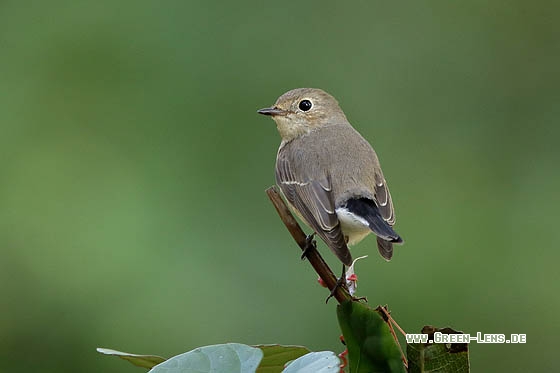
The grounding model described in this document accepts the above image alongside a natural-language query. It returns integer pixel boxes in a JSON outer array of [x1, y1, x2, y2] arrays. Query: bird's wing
[[373, 170, 396, 226], [275, 152, 352, 266]]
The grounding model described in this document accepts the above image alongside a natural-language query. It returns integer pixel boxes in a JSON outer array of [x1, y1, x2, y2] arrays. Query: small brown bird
[[258, 88, 402, 267]]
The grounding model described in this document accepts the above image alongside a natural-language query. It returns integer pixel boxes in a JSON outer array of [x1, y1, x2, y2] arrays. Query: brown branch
[[378, 305, 408, 368], [266, 186, 351, 304]]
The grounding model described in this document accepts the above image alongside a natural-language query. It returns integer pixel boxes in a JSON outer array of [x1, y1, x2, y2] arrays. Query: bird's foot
[[352, 295, 368, 303], [325, 276, 347, 304], [325, 264, 347, 303], [301, 233, 316, 260]]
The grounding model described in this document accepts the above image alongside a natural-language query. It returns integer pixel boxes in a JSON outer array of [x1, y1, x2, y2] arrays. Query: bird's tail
[[344, 198, 403, 260]]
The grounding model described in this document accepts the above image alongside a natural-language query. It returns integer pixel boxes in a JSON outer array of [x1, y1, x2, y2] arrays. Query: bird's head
[[258, 88, 348, 142]]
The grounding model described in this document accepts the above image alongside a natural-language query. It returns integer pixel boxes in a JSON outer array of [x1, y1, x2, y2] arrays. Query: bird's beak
[[257, 107, 288, 116]]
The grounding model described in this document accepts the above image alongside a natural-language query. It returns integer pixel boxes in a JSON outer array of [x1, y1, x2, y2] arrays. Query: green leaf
[[254, 345, 311, 372], [337, 301, 406, 373], [148, 343, 263, 373], [96, 347, 166, 369], [282, 351, 340, 373], [407, 326, 470, 373]]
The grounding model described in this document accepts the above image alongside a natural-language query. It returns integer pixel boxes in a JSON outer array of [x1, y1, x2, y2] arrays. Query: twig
[[378, 305, 408, 368], [378, 305, 407, 337], [266, 186, 351, 304]]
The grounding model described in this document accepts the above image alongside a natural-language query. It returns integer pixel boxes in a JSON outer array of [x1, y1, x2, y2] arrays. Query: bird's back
[[280, 122, 383, 208]]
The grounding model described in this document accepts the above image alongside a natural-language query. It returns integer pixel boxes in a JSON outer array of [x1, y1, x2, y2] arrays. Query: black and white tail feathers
[[344, 198, 403, 261]]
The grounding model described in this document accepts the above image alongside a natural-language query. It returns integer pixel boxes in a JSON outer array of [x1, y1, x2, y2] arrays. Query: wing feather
[[373, 170, 396, 226], [275, 149, 352, 266]]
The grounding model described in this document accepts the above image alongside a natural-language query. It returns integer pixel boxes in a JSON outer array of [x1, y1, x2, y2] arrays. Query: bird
[[258, 88, 403, 268]]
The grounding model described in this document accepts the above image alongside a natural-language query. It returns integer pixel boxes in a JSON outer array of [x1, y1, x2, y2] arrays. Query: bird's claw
[[301, 233, 316, 260], [325, 273, 347, 304], [352, 296, 368, 303]]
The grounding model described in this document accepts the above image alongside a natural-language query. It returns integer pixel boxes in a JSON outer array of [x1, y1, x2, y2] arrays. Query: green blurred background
[[1, 1, 558, 372]]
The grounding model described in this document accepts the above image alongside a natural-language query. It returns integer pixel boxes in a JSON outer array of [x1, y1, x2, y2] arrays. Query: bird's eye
[[298, 99, 312, 112]]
